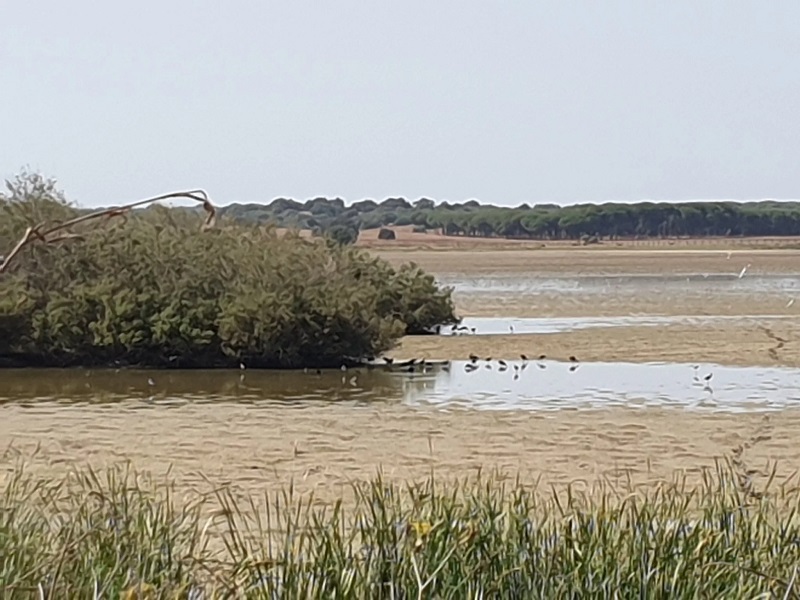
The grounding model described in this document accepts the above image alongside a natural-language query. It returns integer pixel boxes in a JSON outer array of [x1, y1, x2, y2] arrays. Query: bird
[[383, 357, 394, 365], [568, 355, 579, 363], [239, 362, 246, 371], [147, 377, 155, 387], [787, 298, 795, 308], [538, 354, 547, 360], [704, 373, 713, 381], [520, 354, 528, 361], [469, 354, 479, 363], [498, 359, 508, 368], [738, 264, 751, 279]]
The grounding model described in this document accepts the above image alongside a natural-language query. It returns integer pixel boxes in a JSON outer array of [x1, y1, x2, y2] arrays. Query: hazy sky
[[2, 2, 799, 207]]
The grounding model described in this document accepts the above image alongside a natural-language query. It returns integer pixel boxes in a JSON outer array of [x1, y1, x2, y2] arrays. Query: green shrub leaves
[[0, 176, 457, 368]]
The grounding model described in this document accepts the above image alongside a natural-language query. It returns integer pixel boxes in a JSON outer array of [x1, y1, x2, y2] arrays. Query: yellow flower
[[120, 582, 156, 600], [409, 520, 433, 549], [410, 520, 432, 538]]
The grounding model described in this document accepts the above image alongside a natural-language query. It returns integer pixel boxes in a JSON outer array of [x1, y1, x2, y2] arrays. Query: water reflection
[[0, 368, 403, 407], [2, 361, 800, 413]]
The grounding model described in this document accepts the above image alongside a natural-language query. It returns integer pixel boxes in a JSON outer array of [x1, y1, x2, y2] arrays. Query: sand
[[3, 246, 800, 500], [1, 403, 792, 503]]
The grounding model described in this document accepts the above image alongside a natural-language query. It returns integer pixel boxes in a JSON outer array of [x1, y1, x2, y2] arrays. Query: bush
[[0, 175, 457, 368], [377, 227, 396, 240], [324, 223, 359, 246]]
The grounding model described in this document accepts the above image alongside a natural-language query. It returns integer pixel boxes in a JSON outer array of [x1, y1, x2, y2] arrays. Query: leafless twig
[[0, 189, 215, 274]]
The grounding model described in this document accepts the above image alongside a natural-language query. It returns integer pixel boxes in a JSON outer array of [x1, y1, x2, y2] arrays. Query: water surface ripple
[[1, 361, 799, 413]]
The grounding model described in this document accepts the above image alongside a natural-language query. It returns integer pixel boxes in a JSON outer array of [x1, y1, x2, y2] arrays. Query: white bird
[[147, 377, 155, 387], [787, 298, 795, 308], [726, 251, 732, 260], [738, 264, 751, 279]]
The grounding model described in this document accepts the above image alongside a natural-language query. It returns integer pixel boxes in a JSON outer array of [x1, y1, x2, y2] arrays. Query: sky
[[1, 2, 799, 208]]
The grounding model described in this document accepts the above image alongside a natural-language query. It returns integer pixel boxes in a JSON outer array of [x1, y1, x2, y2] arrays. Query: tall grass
[[3, 462, 800, 598]]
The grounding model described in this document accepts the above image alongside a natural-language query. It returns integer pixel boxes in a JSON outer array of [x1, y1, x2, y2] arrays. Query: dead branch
[[0, 189, 215, 274]]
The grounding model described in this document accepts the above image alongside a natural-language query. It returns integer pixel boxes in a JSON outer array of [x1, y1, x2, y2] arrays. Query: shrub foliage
[[0, 173, 457, 368]]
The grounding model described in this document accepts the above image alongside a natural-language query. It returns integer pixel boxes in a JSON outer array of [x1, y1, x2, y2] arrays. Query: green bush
[[3, 463, 800, 598], [0, 174, 457, 368]]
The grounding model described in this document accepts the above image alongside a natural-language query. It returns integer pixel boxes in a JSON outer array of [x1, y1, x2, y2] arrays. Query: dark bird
[[469, 354, 479, 363], [704, 373, 713, 381], [383, 357, 394, 365], [569, 356, 578, 362], [520, 354, 528, 361], [538, 354, 547, 360], [498, 359, 508, 368]]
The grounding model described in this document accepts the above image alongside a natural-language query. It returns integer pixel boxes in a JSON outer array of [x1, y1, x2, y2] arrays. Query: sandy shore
[[3, 247, 800, 501], [0, 403, 791, 502]]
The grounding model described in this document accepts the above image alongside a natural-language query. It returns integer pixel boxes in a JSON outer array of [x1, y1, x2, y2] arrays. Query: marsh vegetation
[[2, 460, 800, 598]]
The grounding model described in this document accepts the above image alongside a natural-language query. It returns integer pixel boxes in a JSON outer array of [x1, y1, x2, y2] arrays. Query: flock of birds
[[375, 353, 582, 384]]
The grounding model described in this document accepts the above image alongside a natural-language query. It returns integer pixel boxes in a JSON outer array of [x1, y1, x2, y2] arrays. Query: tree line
[[220, 197, 800, 242]]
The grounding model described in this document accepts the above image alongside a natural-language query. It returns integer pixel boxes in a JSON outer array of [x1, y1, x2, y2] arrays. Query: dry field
[[3, 243, 800, 503]]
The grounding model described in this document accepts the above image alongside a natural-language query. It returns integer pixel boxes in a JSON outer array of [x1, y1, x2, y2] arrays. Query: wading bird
[[738, 264, 751, 279]]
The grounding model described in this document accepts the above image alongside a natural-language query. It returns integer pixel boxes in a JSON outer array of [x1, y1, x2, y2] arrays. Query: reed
[[2, 460, 800, 598]]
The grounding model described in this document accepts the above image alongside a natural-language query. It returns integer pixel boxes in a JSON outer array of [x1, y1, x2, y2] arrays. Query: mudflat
[[3, 246, 800, 501]]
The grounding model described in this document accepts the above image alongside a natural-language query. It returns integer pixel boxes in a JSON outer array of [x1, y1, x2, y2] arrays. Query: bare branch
[[0, 190, 215, 274]]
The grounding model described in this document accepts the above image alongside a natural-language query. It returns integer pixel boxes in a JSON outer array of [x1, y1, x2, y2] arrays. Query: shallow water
[[439, 273, 800, 297], [2, 361, 799, 413], [444, 315, 799, 335]]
